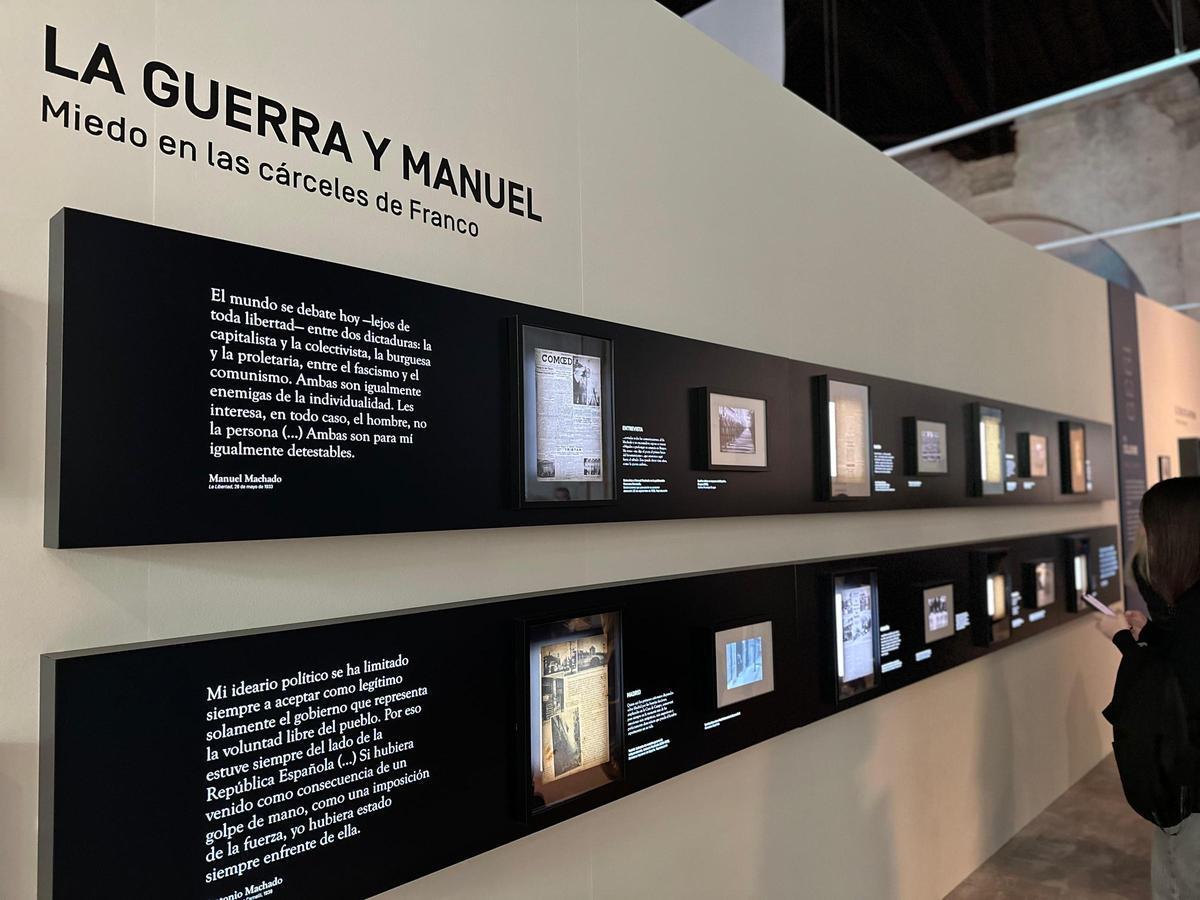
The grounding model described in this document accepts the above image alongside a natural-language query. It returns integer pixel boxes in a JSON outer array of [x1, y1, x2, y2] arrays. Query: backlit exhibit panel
[[46, 210, 1116, 547], [40, 527, 1120, 898]]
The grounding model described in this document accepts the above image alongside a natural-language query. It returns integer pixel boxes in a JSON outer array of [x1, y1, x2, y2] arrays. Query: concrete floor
[[946, 755, 1152, 899]]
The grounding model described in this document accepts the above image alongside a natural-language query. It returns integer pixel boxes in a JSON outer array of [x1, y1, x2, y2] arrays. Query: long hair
[[1129, 526, 1149, 583], [1140, 477, 1200, 605]]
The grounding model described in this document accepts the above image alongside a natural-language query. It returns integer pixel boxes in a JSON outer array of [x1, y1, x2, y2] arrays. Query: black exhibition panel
[[39, 526, 1120, 899], [46, 209, 1115, 548]]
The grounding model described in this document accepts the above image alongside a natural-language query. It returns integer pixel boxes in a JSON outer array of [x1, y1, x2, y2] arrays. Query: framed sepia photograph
[[817, 377, 872, 499], [703, 390, 768, 470], [714, 620, 775, 708], [832, 570, 881, 702], [526, 610, 623, 814], [970, 403, 1006, 496], [1018, 432, 1049, 479], [1023, 560, 1056, 609], [515, 321, 616, 506], [921, 582, 956, 643], [1059, 421, 1088, 494], [904, 418, 948, 476]]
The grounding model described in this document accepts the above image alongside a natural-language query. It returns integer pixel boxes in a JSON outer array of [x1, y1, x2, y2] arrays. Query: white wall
[[0, 2, 1120, 898], [1137, 293, 1200, 483]]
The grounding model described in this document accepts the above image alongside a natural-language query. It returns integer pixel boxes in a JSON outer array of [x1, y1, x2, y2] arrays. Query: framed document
[[526, 611, 623, 813], [817, 377, 872, 499], [832, 571, 881, 702], [1023, 560, 1056, 609], [1065, 537, 1092, 612], [1159, 455, 1173, 481], [516, 322, 615, 505], [904, 418, 948, 476], [921, 582, 956, 643], [702, 390, 768, 470], [971, 550, 1011, 645], [1017, 433, 1048, 479], [1059, 421, 1088, 494], [713, 620, 775, 708], [970, 403, 1006, 496]]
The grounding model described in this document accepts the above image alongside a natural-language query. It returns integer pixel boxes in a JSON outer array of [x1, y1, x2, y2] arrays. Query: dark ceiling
[[659, 0, 1200, 158]]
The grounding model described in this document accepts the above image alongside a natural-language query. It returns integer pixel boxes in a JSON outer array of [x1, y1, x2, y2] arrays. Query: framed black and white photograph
[[832, 570, 881, 702], [515, 321, 615, 506], [921, 582, 956, 643], [816, 377, 872, 499], [1059, 421, 1088, 494], [703, 390, 768, 470], [904, 418, 948, 475], [1023, 560, 1056, 609], [714, 620, 775, 708]]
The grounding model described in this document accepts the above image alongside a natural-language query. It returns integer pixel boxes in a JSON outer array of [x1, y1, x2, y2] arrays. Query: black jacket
[[1114, 580, 1200, 756]]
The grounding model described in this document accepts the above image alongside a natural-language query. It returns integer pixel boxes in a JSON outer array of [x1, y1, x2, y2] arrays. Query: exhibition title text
[[40, 25, 542, 223]]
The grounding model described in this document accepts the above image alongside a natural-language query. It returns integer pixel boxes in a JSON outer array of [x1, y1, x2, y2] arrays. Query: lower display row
[[40, 525, 1120, 899]]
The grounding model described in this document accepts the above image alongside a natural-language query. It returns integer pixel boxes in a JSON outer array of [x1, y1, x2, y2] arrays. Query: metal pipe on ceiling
[[883, 48, 1200, 158]]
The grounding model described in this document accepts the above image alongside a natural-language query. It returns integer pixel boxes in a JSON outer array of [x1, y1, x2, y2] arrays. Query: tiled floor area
[[946, 755, 1152, 899]]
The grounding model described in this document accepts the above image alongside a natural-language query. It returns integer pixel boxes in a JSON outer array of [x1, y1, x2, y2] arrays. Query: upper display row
[[45, 209, 1115, 547]]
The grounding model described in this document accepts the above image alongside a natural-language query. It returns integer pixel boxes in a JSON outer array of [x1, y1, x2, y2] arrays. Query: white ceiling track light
[[884, 48, 1200, 158], [1033, 210, 1200, 251]]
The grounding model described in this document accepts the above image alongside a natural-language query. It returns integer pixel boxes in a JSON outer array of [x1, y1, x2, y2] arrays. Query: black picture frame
[[514, 319, 616, 507], [971, 549, 1011, 645], [828, 569, 882, 704], [700, 388, 770, 471], [1021, 559, 1057, 610], [1063, 536, 1092, 612], [903, 417, 948, 476], [520, 607, 625, 821], [1017, 432, 1049, 479], [969, 403, 1006, 497], [1059, 421, 1088, 495], [815, 376, 873, 500], [1159, 455, 1173, 481]]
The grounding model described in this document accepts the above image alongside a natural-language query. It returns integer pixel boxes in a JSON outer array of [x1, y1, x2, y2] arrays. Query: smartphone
[[1082, 592, 1116, 616]]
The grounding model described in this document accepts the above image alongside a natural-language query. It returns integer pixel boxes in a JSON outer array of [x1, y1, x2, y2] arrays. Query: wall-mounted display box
[[39, 526, 1120, 898], [46, 210, 1115, 548]]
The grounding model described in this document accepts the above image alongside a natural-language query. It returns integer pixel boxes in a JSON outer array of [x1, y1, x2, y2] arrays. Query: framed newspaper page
[[713, 620, 775, 708], [969, 403, 1006, 497], [1064, 536, 1092, 612], [829, 570, 881, 704], [524, 610, 624, 815], [815, 376, 872, 499], [903, 417, 948, 476], [971, 549, 1012, 646], [515, 321, 615, 506], [702, 389, 768, 471]]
